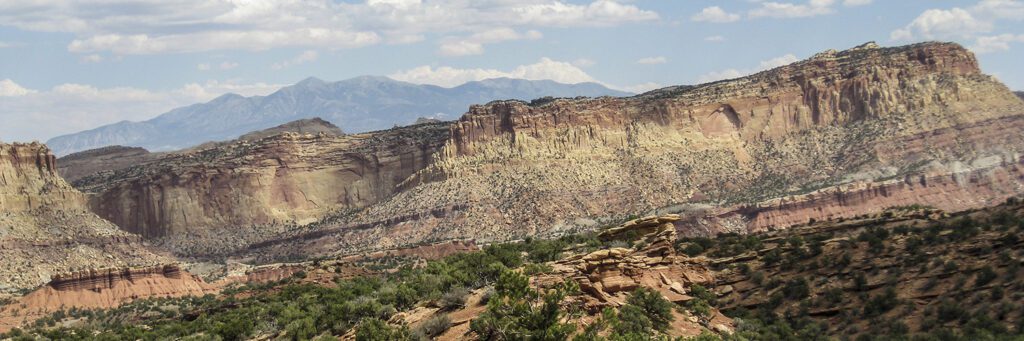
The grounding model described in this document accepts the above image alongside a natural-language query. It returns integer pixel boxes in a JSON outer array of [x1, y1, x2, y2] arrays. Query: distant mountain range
[[47, 77, 632, 155]]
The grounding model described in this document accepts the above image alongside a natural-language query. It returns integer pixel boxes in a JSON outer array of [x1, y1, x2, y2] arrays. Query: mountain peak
[[295, 76, 327, 87], [46, 77, 629, 155]]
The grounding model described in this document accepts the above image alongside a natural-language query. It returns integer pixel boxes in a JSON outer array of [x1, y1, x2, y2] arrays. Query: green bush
[[416, 314, 451, 338], [354, 318, 409, 341], [625, 287, 675, 331], [438, 286, 469, 311]]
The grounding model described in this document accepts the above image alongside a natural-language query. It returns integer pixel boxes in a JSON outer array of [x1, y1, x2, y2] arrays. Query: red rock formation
[[727, 158, 1024, 232], [0, 264, 213, 333]]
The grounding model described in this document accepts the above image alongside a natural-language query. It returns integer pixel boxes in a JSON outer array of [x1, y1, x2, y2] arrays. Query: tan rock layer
[[77, 123, 449, 238], [0, 142, 169, 291], [0, 142, 85, 212]]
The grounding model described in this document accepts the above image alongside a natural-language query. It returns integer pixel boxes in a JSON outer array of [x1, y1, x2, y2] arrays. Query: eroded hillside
[[0, 143, 169, 292]]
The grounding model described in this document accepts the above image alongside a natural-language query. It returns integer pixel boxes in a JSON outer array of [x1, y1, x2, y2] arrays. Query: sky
[[1, 0, 1023, 143]]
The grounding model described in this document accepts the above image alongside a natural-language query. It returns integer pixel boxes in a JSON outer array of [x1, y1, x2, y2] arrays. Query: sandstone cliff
[[67, 42, 1024, 259], [0, 142, 169, 291], [75, 122, 449, 240], [333, 41, 1024, 251]]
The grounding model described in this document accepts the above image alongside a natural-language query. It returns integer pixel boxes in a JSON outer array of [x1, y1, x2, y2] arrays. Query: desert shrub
[[469, 269, 576, 340], [416, 315, 451, 338], [355, 318, 409, 341], [862, 287, 900, 317], [523, 263, 553, 276], [626, 287, 675, 331], [975, 266, 997, 287], [783, 278, 810, 299], [438, 286, 469, 310]]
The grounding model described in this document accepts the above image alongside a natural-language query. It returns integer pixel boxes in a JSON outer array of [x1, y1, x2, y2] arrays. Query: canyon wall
[[334, 42, 1024, 250], [65, 42, 1024, 258], [76, 123, 449, 238], [0, 142, 169, 291]]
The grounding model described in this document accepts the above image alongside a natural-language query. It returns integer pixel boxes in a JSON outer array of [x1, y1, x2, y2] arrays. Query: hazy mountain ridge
[[46, 77, 631, 155]]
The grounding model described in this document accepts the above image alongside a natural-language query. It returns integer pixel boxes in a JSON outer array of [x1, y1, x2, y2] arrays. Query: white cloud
[[0, 79, 37, 97], [438, 41, 484, 57], [843, 0, 872, 7], [438, 28, 542, 56], [749, 0, 836, 19], [635, 56, 667, 65], [891, 1, 1024, 46], [622, 82, 662, 93], [697, 54, 799, 83], [972, 0, 1024, 20], [705, 35, 726, 42], [511, 1, 659, 27], [758, 54, 800, 69], [692, 6, 740, 23], [0, 1, 657, 55], [67, 30, 380, 55], [697, 69, 744, 83], [972, 33, 1024, 53], [272, 50, 319, 70], [890, 8, 992, 41], [80, 54, 103, 63], [572, 58, 596, 67], [201, 61, 238, 71], [0, 79, 283, 142], [389, 57, 599, 87]]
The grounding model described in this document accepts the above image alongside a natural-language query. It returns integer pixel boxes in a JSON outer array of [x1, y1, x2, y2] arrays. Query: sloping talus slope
[[73, 42, 1024, 258]]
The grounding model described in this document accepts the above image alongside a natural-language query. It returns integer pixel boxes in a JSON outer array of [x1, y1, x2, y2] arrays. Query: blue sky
[[1, 0, 1023, 142]]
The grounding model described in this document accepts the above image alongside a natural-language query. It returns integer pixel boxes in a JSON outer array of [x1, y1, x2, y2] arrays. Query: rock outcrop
[[554, 216, 712, 307], [0, 142, 169, 291], [236, 117, 343, 142], [536, 215, 733, 337], [56, 145, 154, 183], [64, 42, 1024, 259], [0, 264, 213, 332]]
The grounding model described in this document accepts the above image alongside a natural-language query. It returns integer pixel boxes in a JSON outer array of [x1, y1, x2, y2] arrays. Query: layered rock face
[[332, 42, 1024, 250], [1, 142, 86, 212], [536, 215, 734, 337], [0, 142, 168, 291], [76, 123, 449, 239], [68, 42, 1024, 258], [0, 264, 213, 332]]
